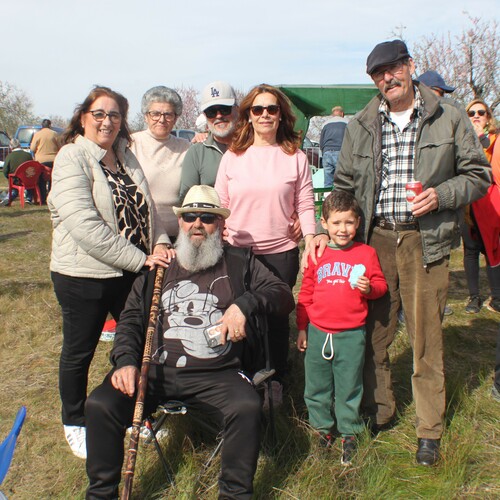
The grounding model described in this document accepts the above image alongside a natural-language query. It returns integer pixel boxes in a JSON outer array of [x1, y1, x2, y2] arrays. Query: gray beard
[[175, 227, 224, 272], [207, 119, 236, 140]]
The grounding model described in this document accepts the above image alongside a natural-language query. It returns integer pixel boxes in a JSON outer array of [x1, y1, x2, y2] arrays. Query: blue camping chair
[[0, 406, 26, 490]]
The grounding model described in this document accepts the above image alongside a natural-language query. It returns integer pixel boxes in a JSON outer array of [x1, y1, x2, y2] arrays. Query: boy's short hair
[[322, 189, 362, 219]]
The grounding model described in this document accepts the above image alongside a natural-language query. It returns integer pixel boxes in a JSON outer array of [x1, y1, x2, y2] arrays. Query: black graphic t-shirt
[[151, 258, 242, 371]]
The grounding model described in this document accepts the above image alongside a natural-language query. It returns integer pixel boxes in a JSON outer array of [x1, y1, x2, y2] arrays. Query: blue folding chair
[[0, 407, 27, 489]]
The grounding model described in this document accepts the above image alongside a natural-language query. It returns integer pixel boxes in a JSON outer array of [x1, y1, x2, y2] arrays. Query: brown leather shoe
[[416, 438, 440, 466]]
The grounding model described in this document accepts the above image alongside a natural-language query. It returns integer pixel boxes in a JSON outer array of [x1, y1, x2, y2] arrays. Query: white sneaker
[[64, 425, 87, 459]]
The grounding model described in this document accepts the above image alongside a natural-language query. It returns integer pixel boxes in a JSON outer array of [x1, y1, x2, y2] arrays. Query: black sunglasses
[[250, 105, 280, 116], [181, 212, 219, 224], [204, 106, 233, 119], [467, 109, 487, 117]]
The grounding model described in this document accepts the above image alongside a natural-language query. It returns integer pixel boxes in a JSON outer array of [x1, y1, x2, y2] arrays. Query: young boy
[[297, 190, 387, 465]]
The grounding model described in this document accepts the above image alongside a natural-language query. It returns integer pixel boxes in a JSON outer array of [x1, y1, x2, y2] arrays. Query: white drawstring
[[322, 333, 334, 360]]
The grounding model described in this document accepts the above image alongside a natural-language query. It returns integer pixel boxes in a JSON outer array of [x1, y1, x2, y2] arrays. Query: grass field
[[0, 187, 499, 499]]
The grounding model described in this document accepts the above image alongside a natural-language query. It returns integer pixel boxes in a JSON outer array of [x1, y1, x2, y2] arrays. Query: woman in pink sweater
[[215, 84, 315, 398]]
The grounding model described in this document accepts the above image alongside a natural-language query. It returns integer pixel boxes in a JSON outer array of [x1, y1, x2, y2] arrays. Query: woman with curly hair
[[215, 84, 316, 399]]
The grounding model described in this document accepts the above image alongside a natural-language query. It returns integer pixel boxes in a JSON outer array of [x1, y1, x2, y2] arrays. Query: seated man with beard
[[84, 185, 295, 500]]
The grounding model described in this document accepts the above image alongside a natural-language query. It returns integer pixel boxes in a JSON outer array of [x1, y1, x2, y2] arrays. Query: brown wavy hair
[[230, 84, 300, 155], [466, 98, 497, 135], [62, 85, 132, 146]]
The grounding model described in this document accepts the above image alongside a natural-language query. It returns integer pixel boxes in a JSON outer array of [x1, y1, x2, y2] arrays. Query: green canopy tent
[[277, 84, 379, 138], [276, 84, 380, 209]]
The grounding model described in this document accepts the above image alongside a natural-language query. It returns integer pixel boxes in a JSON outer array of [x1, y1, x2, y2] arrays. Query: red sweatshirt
[[297, 242, 387, 333]]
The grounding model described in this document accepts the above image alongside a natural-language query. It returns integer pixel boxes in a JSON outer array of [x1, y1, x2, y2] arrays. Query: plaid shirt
[[374, 86, 424, 223]]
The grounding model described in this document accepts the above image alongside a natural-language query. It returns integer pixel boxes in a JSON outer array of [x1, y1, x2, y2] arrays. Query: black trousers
[[85, 367, 262, 499], [256, 247, 299, 382], [52, 271, 137, 426], [39, 161, 53, 204]]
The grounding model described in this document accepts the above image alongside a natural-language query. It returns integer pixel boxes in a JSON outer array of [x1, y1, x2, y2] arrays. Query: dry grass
[[0, 188, 499, 498]]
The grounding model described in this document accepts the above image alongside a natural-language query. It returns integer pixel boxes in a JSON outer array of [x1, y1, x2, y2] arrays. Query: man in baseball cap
[[180, 81, 239, 200], [416, 70, 455, 97]]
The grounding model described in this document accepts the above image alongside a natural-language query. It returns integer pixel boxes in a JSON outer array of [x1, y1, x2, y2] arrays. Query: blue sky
[[6, 0, 497, 120]]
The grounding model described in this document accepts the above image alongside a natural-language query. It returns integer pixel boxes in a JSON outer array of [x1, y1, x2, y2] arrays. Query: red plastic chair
[[8, 161, 44, 207]]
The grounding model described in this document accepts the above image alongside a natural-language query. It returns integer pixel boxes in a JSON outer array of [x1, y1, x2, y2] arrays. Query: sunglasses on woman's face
[[250, 105, 280, 116], [181, 212, 219, 224], [467, 109, 487, 117]]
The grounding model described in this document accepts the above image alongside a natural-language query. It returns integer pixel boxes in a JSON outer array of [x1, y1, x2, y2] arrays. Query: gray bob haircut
[[141, 86, 183, 116], [10, 138, 21, 149]]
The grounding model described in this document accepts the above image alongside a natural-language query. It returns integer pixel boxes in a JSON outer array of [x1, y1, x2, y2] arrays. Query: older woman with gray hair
[[131, 86, 190, 241]]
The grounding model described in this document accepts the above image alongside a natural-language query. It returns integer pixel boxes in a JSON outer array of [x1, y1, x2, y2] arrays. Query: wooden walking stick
[[121, 266, 165, 500]]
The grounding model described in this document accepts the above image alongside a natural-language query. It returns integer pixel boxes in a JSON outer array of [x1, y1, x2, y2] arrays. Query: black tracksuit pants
[[85, 366, 262, 499]]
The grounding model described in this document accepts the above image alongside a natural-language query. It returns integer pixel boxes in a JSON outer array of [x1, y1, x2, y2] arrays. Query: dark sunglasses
[[204, 106, 233, 119], [467, 109, 487, 117], [250, 105, 280, 116], [181, 212, 219, 224]]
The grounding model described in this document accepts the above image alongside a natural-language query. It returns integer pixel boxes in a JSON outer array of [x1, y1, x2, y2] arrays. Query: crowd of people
[[9, 37, 494, 499]]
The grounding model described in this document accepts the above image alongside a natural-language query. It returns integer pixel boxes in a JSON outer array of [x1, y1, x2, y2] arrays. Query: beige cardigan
[[48, 135, 169, 278]]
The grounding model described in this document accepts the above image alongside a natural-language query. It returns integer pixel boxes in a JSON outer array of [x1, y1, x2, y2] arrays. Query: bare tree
[[47, 115, 69, 130], [0, 81, 36, 135], [129, 111, 146, 133], [411, 15, 500, 110], [175, 86, 201, 130]]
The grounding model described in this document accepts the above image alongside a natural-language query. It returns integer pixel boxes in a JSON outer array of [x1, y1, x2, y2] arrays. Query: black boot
[[416, 438, 440, 466]]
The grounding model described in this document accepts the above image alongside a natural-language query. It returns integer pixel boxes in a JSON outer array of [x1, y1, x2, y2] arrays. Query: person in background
[[1, 138, 33, 205], [411, 70, 456, 318], [319, 106, 348, 188], [486, 146, 500, 402], [461, 99, 500, 314], [297, 190, 387, 466], [85, 185, 295, 499], [306, 40, 490, 465], [215, 83, 316, 404], [30, 118, 61, 203], [48, 85, 172, 460], [416, 70, 455, 97], [179, 81, 239, 201], [131, 86, 189, 242]]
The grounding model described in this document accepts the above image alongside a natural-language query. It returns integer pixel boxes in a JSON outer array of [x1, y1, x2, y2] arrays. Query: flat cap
[[366, 40, 411, 75]]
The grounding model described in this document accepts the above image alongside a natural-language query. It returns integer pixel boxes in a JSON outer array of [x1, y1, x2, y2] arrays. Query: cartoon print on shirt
[[152, 278, 231, 367]]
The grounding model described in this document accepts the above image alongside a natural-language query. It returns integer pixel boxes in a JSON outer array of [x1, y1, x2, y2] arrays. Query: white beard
[[175, 227, 224, 272]]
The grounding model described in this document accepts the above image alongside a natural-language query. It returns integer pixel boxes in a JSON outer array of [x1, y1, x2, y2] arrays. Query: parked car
[[302, 136, 321, 169], [171, 129, 195, 142], [14, 125, 63, 150], [0, 131, 10, 168]]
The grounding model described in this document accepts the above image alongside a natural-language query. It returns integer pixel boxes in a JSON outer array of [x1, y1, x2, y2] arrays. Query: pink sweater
[[215, 144, 316, 254]]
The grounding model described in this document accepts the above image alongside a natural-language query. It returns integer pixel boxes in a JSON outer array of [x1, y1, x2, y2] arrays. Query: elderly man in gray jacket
[[307, 40, 491, 466]]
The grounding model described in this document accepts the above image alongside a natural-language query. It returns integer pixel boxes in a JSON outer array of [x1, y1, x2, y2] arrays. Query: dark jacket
[[334, 82, 492, 265], [111, 245, 295, 374], [3, 149, 32, 179]]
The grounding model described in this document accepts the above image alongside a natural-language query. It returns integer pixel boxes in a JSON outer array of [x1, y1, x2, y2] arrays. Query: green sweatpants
[[304, 324, 366, 436]]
